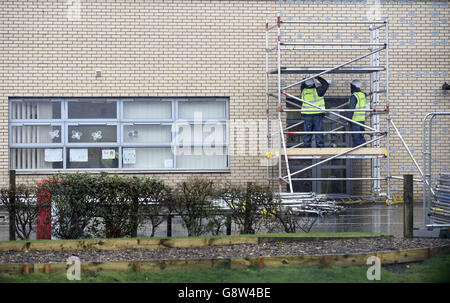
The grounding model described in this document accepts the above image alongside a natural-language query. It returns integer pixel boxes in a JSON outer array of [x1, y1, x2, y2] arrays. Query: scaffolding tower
[[265, 15, 392, 203]]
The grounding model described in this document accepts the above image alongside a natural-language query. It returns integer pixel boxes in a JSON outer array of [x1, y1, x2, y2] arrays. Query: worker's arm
[[300, 81, 307, 92], [346, 95, 357, 120], [316, 76, 329, 97]]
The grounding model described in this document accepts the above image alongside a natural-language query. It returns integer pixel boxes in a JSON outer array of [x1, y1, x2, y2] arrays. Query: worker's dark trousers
[[303, 114, 324, 147], [350, 121, 366, 147]]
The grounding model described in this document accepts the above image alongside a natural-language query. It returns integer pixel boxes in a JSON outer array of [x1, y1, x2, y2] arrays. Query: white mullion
[[18, 148, 22, 169], [118, 99, 123, 169], [63, 99, 67, 169], [173, 99, 178, 169]]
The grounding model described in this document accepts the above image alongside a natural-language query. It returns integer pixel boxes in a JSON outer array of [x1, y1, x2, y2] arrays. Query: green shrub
[[92, 174, 169, 238], [44, 173, 170, 239], [45, 173, 98, 239]]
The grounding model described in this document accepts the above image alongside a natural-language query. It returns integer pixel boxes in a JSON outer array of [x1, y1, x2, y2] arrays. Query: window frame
[[9, 97, 230, 172]]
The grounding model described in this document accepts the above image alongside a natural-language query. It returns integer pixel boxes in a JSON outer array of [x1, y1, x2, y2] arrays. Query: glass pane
[[68, 125, 117, 143], [178, 101, 226, 119], [176, 122, 226, 145], [66, 147, 119, 169], [12, 125, 62, 144], [11, 101, 61, 119], [122, 148, 173, 169], [68, 100, 116, 119], [123, 101, 172, 119], [10, 148, 63, 170], [123, 124, 171, 143], [176, 147, 228, 169]]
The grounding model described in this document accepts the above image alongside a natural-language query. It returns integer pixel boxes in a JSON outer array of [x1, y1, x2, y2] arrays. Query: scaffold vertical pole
[[265, 19, 270, 185], [385, 16, 392, 205], [370, 23, 381, 198], [276, 13, 282, 193]]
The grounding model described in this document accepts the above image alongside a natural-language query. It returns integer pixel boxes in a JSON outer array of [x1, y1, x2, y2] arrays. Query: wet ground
[[0, 202, 426, 241], [309, 202, 424, 236]]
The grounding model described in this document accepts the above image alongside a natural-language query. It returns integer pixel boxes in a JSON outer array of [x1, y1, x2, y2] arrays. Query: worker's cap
[[351, 80, 362, 88], [305, 78, 315, 87]]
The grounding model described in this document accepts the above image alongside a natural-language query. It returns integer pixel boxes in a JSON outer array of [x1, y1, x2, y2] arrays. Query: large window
[[9, 97, 229, 171]]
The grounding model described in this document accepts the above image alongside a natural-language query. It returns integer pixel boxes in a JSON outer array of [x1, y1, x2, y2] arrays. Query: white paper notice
[[102, 149, 115, 160], [44, 149, 63, 162], [164, 159, 173, 168], [70, 149, 88, 162], [123, 148, 136, 164]]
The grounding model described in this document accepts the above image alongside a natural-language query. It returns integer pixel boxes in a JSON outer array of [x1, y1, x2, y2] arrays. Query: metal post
[[422, 115, 429, 226], [427, 115, 433, 224], [226, 214, 232, 236], [403, 174, 414, 238], [166, 214, 172, 237], [9, 170, 16, 241]]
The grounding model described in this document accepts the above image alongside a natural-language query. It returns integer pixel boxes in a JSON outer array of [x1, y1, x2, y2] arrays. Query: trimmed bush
[[43, 173, 170, 239], [91, 174, 169, 238], [44, 173, 98, 239]]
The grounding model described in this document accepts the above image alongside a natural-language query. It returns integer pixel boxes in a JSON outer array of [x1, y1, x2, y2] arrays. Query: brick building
[[1, 0, 448, 200]]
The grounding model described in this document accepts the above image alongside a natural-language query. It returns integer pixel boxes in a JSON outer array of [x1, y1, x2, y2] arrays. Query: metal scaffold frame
[[265, 14, 393, 203], [422, 112, 450, 228]]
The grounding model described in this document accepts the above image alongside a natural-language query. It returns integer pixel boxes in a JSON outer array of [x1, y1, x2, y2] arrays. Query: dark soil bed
[[1, 237, 449, 264]]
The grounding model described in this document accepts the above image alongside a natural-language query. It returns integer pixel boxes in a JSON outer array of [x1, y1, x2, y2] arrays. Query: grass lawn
[[1, 252, 449, 283]]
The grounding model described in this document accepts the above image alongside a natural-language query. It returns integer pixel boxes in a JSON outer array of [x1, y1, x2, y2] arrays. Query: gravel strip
[[1, 237, 449, 264]]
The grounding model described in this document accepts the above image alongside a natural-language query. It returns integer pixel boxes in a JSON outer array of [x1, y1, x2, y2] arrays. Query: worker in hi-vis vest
[[347, 79, 367, 147], [300, 76, 329, 148]]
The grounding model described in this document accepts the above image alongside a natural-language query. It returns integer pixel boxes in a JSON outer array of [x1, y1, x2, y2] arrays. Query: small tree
[[168, 177, 220, 236], [0, 185, 39, 240], [259, 195, 318, 233], [93, 174, 134, 238], [133, 177, 169, 237], [219, 182, 272, 235]]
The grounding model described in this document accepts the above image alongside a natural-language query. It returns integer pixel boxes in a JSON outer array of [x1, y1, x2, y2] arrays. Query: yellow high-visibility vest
[[301, 88, 325, 115], [352, 91, 367, 122]]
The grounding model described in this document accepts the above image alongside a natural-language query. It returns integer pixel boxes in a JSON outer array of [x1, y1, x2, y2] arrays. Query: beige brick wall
[[1, 0, 449, 201]]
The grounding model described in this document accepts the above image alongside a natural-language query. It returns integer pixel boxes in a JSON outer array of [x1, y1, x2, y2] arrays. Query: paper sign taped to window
[[70, 149, 88, 162], [102, 149, 115, 160], [123, 148, 136, 164], [44, 149, 63, 162], [164, 159, 173, 168]]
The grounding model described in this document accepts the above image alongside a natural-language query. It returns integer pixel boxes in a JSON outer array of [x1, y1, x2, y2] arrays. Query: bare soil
[[1, 237, 449, 264]]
